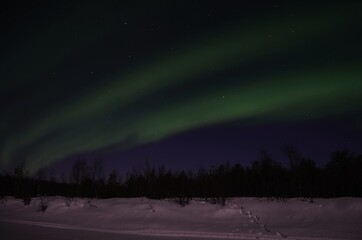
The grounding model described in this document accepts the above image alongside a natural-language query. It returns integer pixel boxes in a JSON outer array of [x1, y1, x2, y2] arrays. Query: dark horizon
[[1, 147, 361, 200]]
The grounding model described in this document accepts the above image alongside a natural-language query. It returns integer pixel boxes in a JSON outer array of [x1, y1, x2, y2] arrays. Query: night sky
[[1, 1, 362, 175]]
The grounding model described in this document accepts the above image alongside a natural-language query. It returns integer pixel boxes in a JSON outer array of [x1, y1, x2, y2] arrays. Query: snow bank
[[0, 197, 361, 239]]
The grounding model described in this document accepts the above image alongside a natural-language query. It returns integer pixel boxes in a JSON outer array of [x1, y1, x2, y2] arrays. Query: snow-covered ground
[[0, 197, 361, 239]]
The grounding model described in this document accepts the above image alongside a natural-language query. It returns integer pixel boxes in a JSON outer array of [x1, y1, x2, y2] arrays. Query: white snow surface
[[0, 197, 361, 239]]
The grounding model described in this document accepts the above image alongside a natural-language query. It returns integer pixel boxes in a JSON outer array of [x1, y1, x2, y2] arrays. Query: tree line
[[0, 146, 361, 204]]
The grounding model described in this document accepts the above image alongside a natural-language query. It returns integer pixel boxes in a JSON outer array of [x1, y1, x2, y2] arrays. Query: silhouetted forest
[[1, 147, 361, 204]]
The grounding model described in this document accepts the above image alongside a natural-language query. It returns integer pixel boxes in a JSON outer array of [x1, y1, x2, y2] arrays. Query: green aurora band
[[1, 4, 362, 172]]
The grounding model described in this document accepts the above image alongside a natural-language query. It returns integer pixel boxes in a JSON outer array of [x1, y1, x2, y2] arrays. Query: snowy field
[[0, 197, 361, 240]]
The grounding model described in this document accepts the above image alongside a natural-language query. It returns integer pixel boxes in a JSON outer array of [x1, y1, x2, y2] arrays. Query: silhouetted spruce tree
[[299, 158, 317, 200], [282, 145, 302, 197], [71, 159, 87, 197], [107, 169, 121, 198], [90, 159, 104, 198], [326, 150, 362, 197]]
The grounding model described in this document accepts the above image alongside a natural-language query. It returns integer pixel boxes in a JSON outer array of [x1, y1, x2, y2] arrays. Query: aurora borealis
[[1, 1, 362, 173]]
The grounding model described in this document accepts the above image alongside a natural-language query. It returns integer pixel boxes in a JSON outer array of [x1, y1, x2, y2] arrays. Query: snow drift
[[0, 197, 361, 239]]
